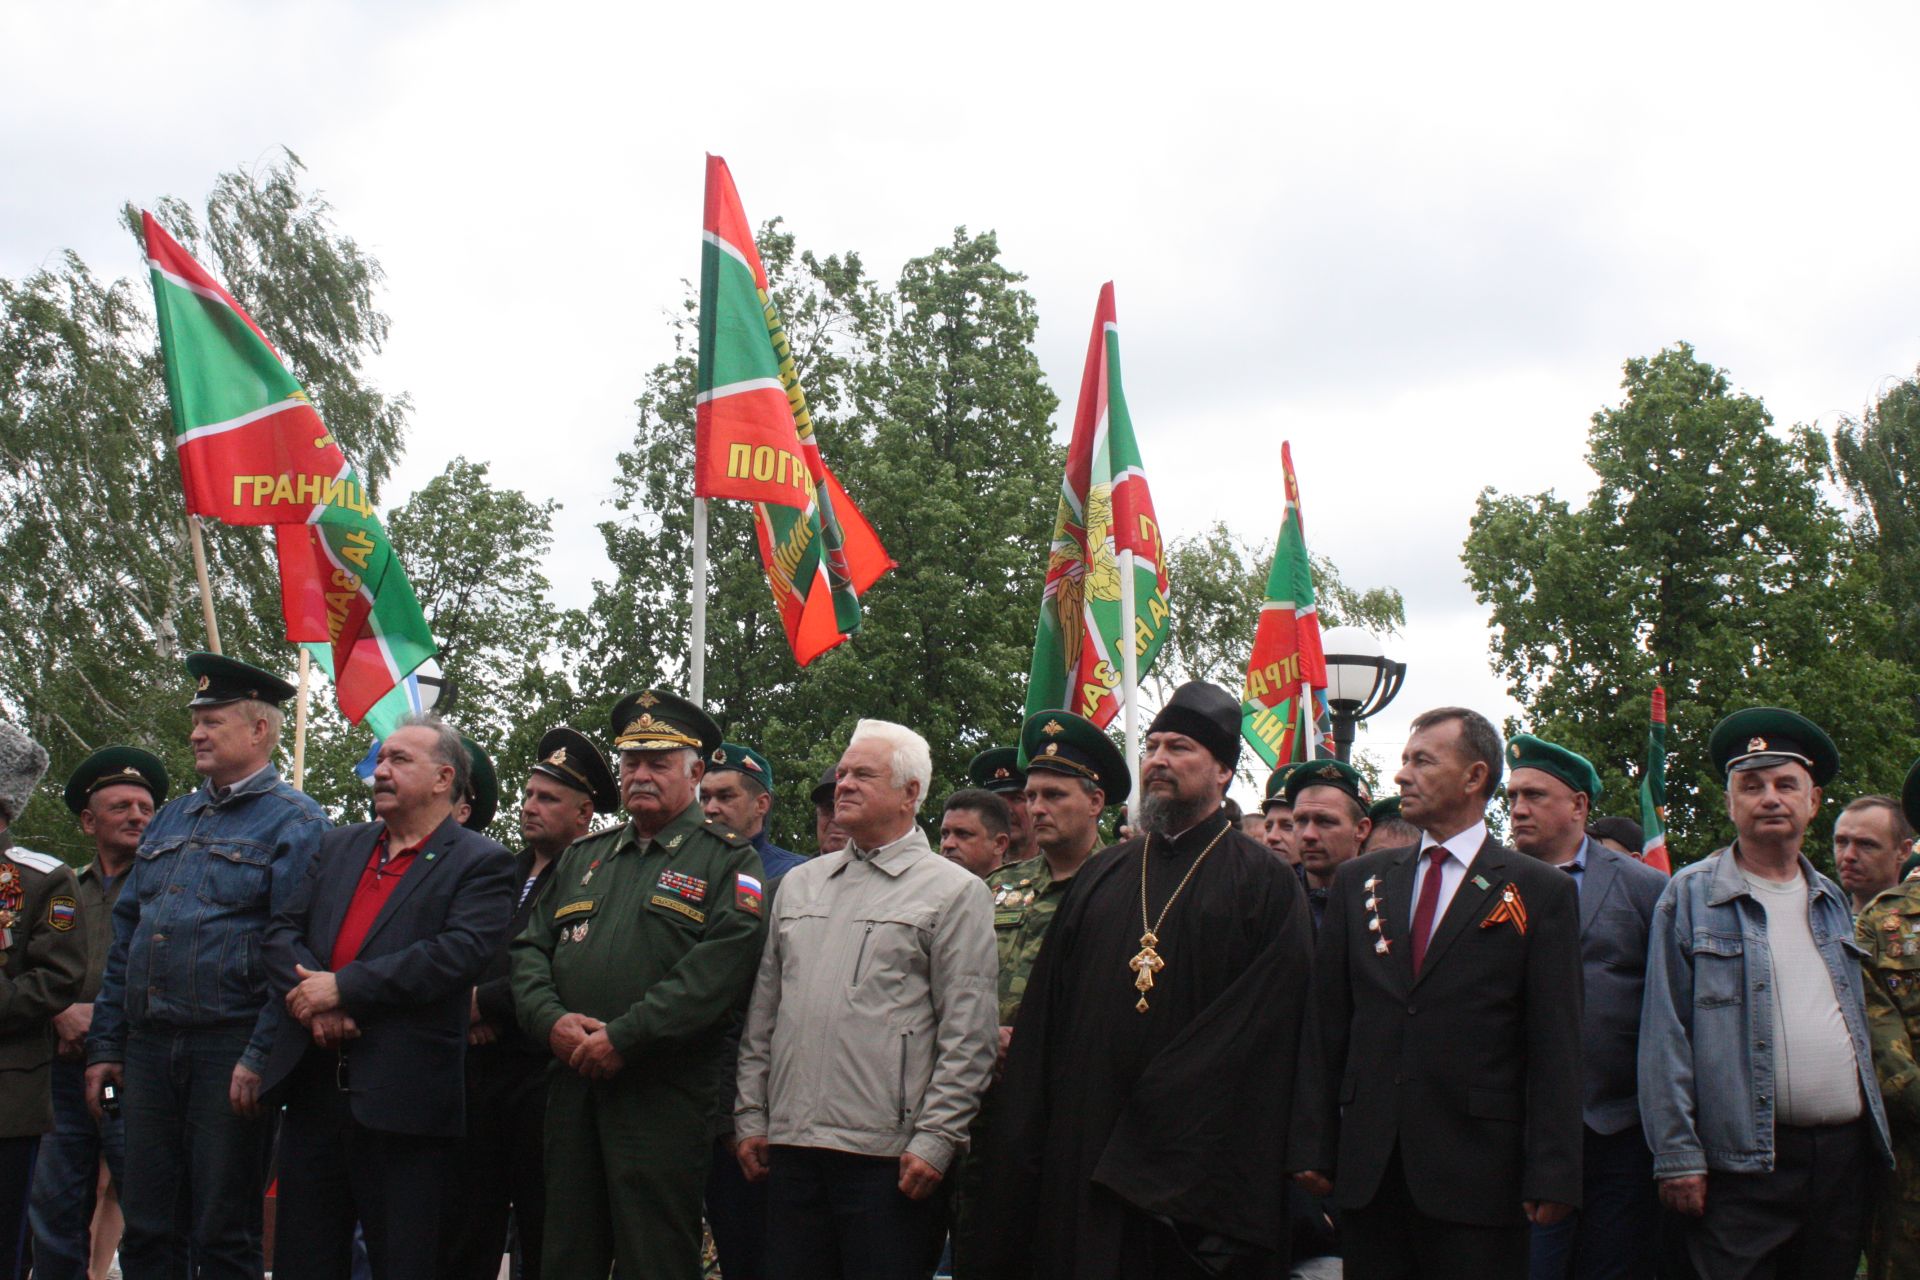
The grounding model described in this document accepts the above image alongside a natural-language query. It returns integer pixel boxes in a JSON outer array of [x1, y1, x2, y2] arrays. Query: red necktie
[[1409, 846, 1450, 975]]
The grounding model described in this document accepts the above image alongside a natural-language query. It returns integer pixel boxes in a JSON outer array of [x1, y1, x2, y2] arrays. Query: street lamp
[[1320, 626, 1405, 763]]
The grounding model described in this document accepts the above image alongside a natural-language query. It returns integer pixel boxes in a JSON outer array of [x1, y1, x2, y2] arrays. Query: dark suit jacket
[[261, 815, 515, 1138], [471, 848, 555, 1060], [1293, 833, 1584, 1227], [1572, 838, 1668, 1135]]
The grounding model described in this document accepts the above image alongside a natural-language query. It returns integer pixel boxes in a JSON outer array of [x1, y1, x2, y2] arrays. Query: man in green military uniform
[[1260, 761, 1307, 865], [1856, 757, 1920, 1280], [510, 689, 766, 1280], [0, 723, 87, 1277], [969, 745, 1034, 866]]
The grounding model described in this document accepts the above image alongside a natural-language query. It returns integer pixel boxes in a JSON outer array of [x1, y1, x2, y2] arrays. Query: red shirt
[[329, 829, 425, 970]]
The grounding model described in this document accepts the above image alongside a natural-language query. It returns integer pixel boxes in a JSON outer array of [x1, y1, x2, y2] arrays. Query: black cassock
[[972, 813, 1315, 1280]]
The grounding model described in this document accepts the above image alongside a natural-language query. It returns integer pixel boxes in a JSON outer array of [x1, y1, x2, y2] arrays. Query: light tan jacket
[[734, 824, 996, 1171]]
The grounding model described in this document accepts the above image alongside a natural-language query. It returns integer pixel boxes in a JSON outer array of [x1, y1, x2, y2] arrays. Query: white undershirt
[[1410, 819, 1488, 932], [1741, 869, 1862, 1127]]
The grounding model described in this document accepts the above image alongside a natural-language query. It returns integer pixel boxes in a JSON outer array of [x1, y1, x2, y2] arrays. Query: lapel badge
[[667, 834, 685, 850], [1374, 937, 1392, 954], [1472, 874, 1491, 891], [1364, 875, 1379, 891]]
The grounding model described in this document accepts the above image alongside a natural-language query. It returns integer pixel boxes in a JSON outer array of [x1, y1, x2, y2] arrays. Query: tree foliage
[[1834, 369, 1920, 666], [1463, 344, 1918, 864]]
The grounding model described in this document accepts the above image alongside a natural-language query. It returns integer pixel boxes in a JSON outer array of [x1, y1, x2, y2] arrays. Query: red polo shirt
[[329, 828, 425, 970]]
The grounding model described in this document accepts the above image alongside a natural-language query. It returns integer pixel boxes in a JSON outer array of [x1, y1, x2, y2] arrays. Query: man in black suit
[[1293, 706, 1584, 1280], [1506, 734, 1668, 1280], [439, 727, 615, 1280], [261, 713, 516, 1280]]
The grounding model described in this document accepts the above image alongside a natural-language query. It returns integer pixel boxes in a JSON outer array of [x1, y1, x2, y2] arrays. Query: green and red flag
[[1024, 283, 1170, 727], [143, 212, 436, 723], [694, 155, 891, 665], [1640, 686, 1672, 873], [1241, 443, 1330, 768]]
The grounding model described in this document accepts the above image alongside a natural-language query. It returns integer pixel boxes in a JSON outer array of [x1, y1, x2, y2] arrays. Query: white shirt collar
[[1419, 818, 1487, 866]]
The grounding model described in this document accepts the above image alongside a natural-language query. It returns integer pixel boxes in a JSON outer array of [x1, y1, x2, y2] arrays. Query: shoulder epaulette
[[8, 848, 65, 875], [700, 817, 751, 848]]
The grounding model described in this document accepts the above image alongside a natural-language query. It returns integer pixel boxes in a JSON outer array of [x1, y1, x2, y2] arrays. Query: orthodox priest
[[972, 681, 1316, 1280]]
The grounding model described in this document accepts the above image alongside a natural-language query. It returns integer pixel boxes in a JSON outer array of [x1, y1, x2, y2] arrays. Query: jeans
[[766, 1146, 945, 1280], [1529, 1125, 1658, 1280], [29, 1059, 126, 1280], [118, 1025, 271, 1280]]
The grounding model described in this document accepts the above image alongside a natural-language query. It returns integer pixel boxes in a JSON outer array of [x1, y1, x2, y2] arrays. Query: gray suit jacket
[[1575, 838, 1668, 1134]]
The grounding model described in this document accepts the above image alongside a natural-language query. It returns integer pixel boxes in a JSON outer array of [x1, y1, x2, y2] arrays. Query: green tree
[[0, 152, 411, 862], [1834, 369, 1920, 662], [1463, 343, 1918, 865]]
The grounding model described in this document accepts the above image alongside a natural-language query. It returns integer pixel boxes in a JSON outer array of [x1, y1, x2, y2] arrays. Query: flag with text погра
[[1241, 443, 1330, 768]]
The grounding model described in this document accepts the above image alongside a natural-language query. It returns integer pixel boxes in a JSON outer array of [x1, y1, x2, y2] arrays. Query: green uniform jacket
[[511, 803, 767, 1066], [75, 859, 129, 1002], [0, 847, 86, 1138], [986, 853, 1071, 1027], [1858, 881, 1920, 1280]]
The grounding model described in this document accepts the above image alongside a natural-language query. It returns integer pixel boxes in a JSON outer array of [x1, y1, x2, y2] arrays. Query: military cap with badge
[[1505, 734, 1604, 803], [1283, 758, 1372, 808], [1368, 795, 1403, 824], [968, 746, 1027, 797], [530, 727, 619, 813], [64, 746, 170, 815], [1707, 707, 1839, 787], [460, 736, 500, 832], [1263, 762, 1308, 813], [709, 742, 775, 794], [184, 651, 298, 708], [610, 689, 723, 757], [1018, 711, 1130, 806]]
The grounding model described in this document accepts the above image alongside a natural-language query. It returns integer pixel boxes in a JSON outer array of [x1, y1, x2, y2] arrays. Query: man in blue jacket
[[85, 653, 329, 1280]]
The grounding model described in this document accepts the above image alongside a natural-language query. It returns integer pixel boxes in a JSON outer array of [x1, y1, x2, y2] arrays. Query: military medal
[[1366, 879, 1391, 955], [1132, 824, 1230, 1012]]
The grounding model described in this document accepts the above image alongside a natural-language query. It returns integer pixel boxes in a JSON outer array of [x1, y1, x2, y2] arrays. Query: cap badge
[[1508, 743, 1521, 760], [993, 767, 1010, 779], [712, 748, 728, 764], [1748, 736, 1768, 753], [1042, 719, 1065, 736], [1317, 764, 1340, 778], [1044, 744, 1060, 756], [636, 692, 659, 708], [743, 757, 762, 772], [196, 675, 210, 692], [120, 766, 142, 777], [546, 748, 569, 767]]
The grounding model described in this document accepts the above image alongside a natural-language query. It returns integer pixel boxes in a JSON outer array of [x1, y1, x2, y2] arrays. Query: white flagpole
[[1119, 548, 1141, 827], [292, 649, 311, 792], [187, 514, 222, 655], [689, 497, 709, 705]]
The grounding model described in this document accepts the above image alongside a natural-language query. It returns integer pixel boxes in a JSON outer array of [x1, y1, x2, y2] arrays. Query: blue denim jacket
[[87, 767, 328, 1073], [1638, 845, 1892, 1177]]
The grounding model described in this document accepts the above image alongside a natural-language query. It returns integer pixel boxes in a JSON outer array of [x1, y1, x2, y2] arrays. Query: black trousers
[[707, 1135, 770, 1280], [765, 1146, 945, 1280], [1683, 1119, 1867, 1280], [1343, 1146, 1530, 1280], [436, 1054, 547, 1280], [0, 1134, 39, 1280], [273, 1057, 452, 1280]]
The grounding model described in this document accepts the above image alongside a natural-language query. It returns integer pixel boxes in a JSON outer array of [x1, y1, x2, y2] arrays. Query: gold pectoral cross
[[1130, 931, 1166, 1012]]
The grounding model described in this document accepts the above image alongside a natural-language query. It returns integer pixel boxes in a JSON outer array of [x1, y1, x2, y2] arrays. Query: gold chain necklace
[[1130, 821, 1230, 1012]]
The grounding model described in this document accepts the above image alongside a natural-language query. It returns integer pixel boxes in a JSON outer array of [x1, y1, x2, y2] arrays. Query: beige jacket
[[734, 824, 996, 1171]]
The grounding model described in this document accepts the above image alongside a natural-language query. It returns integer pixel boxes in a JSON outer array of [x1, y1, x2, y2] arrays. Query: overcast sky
[[8, 1, 1919, 806]]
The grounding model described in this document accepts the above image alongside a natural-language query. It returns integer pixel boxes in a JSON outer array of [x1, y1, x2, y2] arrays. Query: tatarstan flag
[[1241, 443, 1330, 768], [143, 212, 436, 723], [1024, 283, 1170, 728], [695, 155, 891, 665], [1640, 686, 1672, 874]]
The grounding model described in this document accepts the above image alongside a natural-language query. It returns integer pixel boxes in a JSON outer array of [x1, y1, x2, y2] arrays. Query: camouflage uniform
[[1857, 879, 1920, 1280], [986, 854, 1072, 1027]]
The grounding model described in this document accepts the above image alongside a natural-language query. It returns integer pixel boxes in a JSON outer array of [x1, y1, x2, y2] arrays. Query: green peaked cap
[[1707, 707, 1837, 787], [1018, 711, 1130, 806], [65, 746, 169, 815], [1506, 733, 1604, 803], [967, 746, 1026, 796], [530, 726, 618, 813], [1368, 794, 1402, 823], [184, 651, 296, 708], [1263, 762, 1308, 810], [610, 689, 722, 758]]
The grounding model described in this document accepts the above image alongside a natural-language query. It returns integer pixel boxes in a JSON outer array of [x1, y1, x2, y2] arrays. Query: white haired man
[[735, 719, 998, 1280]]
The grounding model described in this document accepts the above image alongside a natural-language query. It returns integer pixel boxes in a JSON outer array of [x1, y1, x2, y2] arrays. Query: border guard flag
[[143, 212, 436, 724], [694, 155, 892, 666], [1640, 686, 1672, 873], [1023, 283, 1170, 728], [1241, 443, 1330, 768]]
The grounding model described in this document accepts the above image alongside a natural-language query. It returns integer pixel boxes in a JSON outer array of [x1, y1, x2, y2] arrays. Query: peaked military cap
[[1263, 762, 1307, 812], [1901, 758, 1920, 833], [65, 746, 169, 815], [461, 736, 498, 832], [1368, 794, 1403, 823], [1506, 734, 1604, 803], [609, 689, 722, 758], [810, 764, 837, 807], [1708, 707, 1837, 787], [1019, 711, 1130, 806], [1284, 758, 1372, 808], [185, 652, 297, 708], [710, 742, 775, 795], [968, 747, 1027, 796], [530, 727, 618, 813], [1147, 681, 1241, 769]]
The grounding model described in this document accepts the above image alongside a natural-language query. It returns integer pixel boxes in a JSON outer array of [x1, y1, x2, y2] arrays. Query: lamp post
[[1320, 626, 1405, 763]]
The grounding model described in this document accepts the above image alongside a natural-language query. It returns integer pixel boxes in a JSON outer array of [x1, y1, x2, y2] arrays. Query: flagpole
[[689, 497, 709, 705], [292, 649, 310, 792], [1119, 548, 1142, 827], [187, 514, 222, 655]]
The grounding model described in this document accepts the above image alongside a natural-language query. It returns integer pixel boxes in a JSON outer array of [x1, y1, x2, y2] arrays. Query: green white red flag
[[1640, 686, 1672, 873], [695, 155, 891, 665], [1024, 283, 1170, 727], [1241, 443, 1331, 768], [143, 212, 436, 724]]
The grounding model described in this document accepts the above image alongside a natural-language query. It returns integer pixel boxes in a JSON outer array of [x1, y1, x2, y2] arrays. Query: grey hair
[[848, 719, 933, 811], [1409, 706, 1505, 801], [235, 699, 285, 741], [398, 713, 470, 799]]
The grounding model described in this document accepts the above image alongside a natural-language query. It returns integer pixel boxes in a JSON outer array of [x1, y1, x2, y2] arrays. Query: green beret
[[968, 746, 1026, 796], [1506, 734, 1604, 803], [1262, 762, 1307, 811], [530, 727, 618, 813], [709, 742, 775, 795], [185, 651, 296, 708], [609, 689, 722, 758], [1708, 707, 1837, 787], [1368, 795, 1402, 823], [1019, 711, 1130, 806], [461, 736, 498, 831], [1284, 759, 1373, 809], [65, 746, 170, 815]]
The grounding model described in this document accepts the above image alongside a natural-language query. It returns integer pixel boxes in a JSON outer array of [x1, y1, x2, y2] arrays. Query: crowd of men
[[1, 654, 1919, 1280]]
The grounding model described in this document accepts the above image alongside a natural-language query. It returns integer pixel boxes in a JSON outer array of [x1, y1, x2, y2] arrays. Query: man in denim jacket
[[85, 653, 328, 1280], [1639, 707, 1892, 1279]]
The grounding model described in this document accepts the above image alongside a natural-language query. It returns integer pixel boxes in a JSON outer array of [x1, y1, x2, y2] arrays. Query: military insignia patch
[[743, 756, 762, 773], [554, 899, 596, 920], [1748, 736, 1768, 753], [649, 894, 706, 924], [637, 691, 659, 708], [712, 748, 728, 764], [119, 765, 142, 778], [1042, 720, 1065, 736], [736, 872, 764, 916], [546, 748, 569, 767], [47, 896, 77, 931], [657, 870, 708, 903]]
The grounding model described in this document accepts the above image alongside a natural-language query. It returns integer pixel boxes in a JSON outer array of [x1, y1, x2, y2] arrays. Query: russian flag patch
[[736, 872, 764, 916]]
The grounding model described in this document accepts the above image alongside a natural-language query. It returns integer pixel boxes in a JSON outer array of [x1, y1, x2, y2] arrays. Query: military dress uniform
[[509, 691, 766, 1280], [1857, 758, 1920, 1280]]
